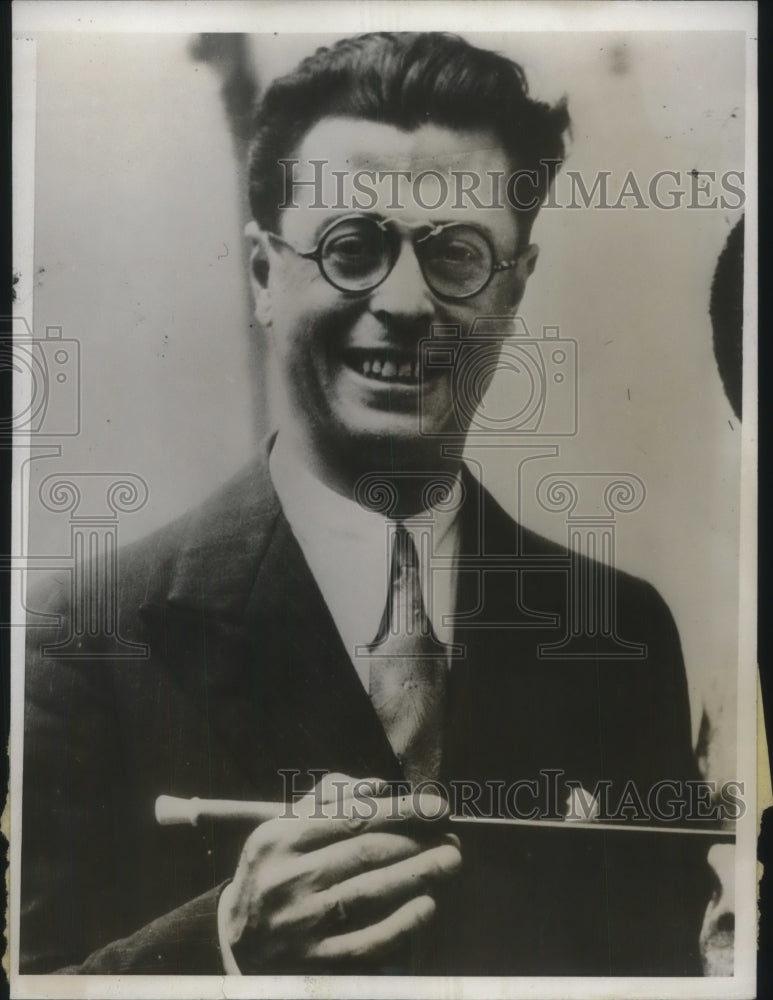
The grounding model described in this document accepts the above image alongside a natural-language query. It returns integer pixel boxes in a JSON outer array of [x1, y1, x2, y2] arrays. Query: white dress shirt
[[268, 433, 462, 682]]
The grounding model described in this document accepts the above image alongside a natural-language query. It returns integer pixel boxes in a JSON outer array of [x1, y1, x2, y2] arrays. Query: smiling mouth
[[343, 349, 428, 384]]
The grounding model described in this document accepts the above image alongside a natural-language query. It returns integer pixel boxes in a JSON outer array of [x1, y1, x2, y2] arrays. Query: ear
[[519, 243, 539, 278], [245, 220, 274, 329]]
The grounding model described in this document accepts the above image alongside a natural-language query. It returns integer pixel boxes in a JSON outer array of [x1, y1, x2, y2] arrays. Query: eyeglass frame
[[263, 212, 525, 301]]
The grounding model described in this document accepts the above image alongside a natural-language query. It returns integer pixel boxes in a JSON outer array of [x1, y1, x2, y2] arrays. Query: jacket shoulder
[[475, 475, 678, 629], [26, 456, 279, 626]]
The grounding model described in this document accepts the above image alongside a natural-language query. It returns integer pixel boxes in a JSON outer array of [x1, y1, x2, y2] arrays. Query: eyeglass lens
[[318, 217, 495, 298]]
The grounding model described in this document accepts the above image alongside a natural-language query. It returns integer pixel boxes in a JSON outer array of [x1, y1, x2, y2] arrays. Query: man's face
[[248, 118, 537, 474]]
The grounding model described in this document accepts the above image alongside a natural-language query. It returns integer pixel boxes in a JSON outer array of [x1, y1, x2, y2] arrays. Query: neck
[[276, 426, 464, 518]]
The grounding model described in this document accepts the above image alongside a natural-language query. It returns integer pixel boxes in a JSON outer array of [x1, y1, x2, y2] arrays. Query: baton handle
[[154, 794, 286, 827]]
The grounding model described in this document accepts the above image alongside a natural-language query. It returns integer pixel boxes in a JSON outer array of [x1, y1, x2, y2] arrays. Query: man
[[21, 32, 712, 976]]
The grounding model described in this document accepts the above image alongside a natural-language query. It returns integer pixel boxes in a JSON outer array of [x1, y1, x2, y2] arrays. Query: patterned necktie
[[368, 524, 448, 784]]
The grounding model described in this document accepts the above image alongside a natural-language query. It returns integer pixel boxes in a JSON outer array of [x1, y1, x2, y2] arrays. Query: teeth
[[353, 354, 420, 381]]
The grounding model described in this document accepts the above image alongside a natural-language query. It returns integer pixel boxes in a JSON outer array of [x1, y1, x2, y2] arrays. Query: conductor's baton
[[154, 794, 736, 841]]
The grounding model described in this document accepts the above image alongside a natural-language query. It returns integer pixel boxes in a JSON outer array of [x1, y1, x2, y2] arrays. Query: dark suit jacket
[[21, 452, 712, 976]]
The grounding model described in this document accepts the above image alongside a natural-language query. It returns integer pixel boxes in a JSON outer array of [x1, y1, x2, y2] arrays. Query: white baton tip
[[155, 795, 198, 826]]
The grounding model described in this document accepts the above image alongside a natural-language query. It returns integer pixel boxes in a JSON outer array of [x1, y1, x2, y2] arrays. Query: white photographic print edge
[[9, 2, 758, 998]]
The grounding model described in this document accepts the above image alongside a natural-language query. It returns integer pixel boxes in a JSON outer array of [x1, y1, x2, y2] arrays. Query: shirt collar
[[268, 432, 461, 665]]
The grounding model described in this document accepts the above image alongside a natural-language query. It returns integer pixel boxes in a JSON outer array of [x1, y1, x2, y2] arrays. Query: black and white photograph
[[9, 2, 758, 997]]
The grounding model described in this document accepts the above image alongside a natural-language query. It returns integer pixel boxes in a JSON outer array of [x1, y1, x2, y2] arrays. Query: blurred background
[[20, 30, 745, 788]]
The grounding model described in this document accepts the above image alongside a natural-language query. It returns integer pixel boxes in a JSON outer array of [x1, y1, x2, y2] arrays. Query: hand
[[220, 773, 462, 969], [699, 843, 735, 975]]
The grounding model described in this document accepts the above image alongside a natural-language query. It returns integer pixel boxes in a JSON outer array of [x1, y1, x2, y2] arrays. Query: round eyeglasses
[[266, 214, 522, 300]]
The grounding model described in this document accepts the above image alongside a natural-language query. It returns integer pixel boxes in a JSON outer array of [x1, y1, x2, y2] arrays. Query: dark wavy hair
[[248, 32, 570, 238]]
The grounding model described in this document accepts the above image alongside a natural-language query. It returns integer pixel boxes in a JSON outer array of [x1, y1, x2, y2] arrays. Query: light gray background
[[24, 30, 744, 784]]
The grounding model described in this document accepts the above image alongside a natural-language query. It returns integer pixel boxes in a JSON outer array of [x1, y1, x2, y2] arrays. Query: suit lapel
[[446, 470, 611, 794], [139, 449, 401, 795], [242, 514, 403, 783], [444, 469, 566, 787]]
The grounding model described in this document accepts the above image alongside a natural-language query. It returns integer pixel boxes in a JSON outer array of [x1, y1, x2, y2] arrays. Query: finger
[[293, 775, 392, 821], [307, 774, 390, 806], [292, 831, 427, 889], [289, 791, 450, 851], [331, 841, 461, 923], [277, 842, 460, 940], [305, 895, 436, 962]]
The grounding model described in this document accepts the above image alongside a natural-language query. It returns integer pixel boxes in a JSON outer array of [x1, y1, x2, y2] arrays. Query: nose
[[367, 242, 434, 322]]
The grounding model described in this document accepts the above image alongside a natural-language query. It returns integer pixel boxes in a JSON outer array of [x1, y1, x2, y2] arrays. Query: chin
[[336, 405, 429, 442], [339, 424, 451, 473]]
